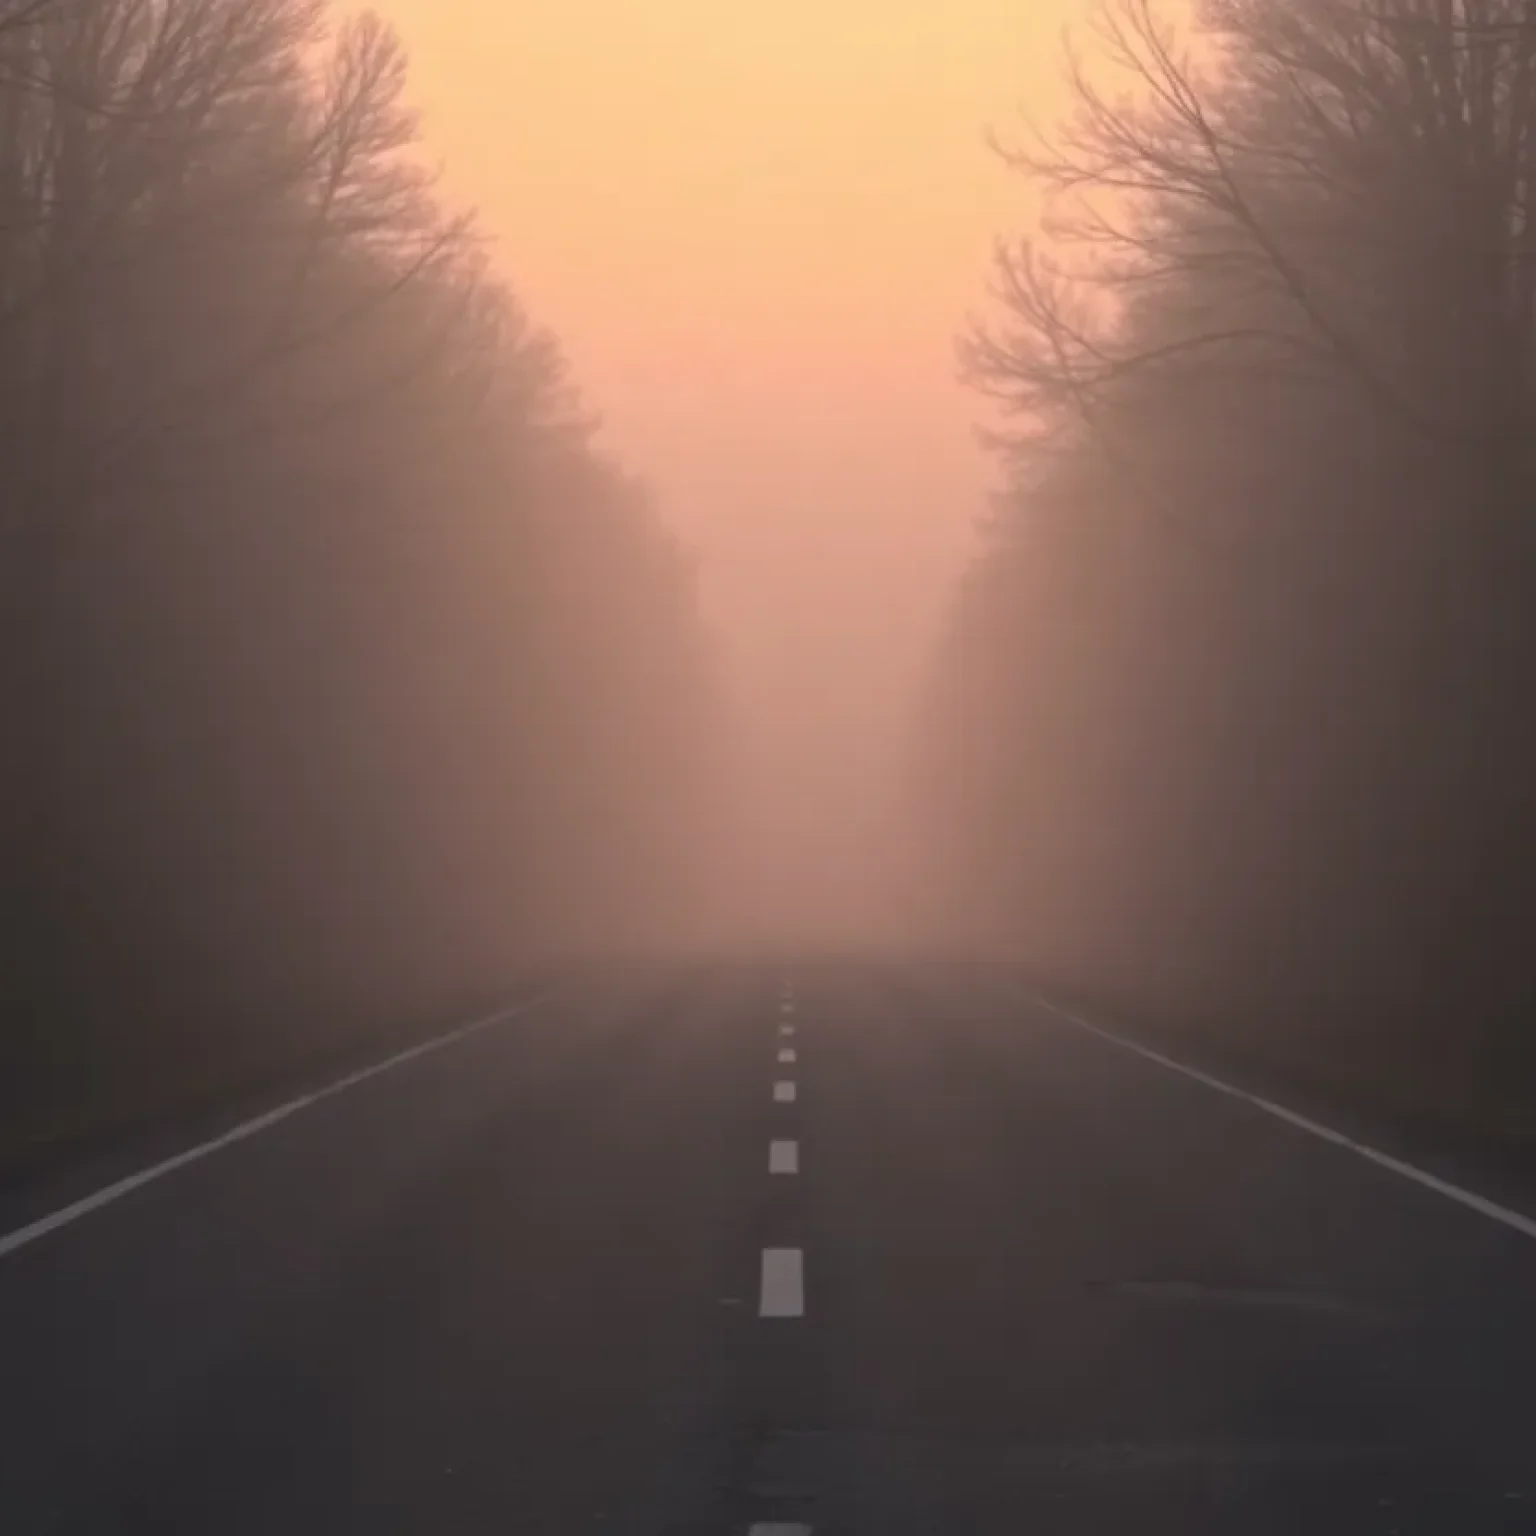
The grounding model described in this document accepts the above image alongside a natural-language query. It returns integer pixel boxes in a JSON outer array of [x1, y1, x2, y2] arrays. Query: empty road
[[1, 966, 1534, 1533]]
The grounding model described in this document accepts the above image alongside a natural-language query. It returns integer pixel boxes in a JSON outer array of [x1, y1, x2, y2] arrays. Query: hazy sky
[[366, 0, 1081, 939]]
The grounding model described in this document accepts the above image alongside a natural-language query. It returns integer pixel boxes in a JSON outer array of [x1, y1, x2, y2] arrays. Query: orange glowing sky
[[365, 0, 1083, 938]]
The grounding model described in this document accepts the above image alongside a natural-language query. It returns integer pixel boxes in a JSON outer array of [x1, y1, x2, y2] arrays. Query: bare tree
[[963, 0, 1536, 543], [927, 0, 1536, 1116], [0, 0, 722, 1159]]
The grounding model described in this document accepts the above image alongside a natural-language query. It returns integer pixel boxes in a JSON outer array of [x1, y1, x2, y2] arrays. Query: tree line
[[926, 0, 1536, 1126], [0, 0, 720, 1162]]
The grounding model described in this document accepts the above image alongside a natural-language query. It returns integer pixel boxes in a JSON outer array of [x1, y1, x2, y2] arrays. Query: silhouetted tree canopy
[[0, 0, 721, 1157], [927, 0, 1536, 1116]]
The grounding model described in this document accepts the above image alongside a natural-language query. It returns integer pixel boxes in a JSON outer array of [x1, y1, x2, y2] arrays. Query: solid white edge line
[[1029, 991, 1536, 1243], [0, 993, 554, 1262], [759, 1247, 805, 1316], [773, 1081, 797, 1103], [769, 1139, 799, 1174], [779, 1048, 797, 1063]]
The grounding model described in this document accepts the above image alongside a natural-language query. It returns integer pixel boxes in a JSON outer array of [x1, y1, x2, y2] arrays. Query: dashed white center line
[[759, 1248, 805, 1316], [756, 982, 811, 1519]]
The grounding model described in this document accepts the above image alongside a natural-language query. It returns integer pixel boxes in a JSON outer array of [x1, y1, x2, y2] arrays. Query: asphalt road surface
[[2, 965, 1535, 1534]]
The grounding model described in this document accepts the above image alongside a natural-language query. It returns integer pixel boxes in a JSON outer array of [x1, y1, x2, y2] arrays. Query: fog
[[364, 0, 1065, 955], [7, 0, 1536, 1167]]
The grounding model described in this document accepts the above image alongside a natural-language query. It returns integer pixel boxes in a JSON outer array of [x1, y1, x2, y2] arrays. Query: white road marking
[[770, 1139, 799, 1174], [749, 1526, 812, 1535], [774, 1081, 797, 1103], [1031, 992, 1536, 1243], [780, 1024, 795, 1037], [0, 995, 552, 1263], [759, 1247, 805, 1316], [778, 1048, 797, 1063], [781, 1001, 794, 1013]]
